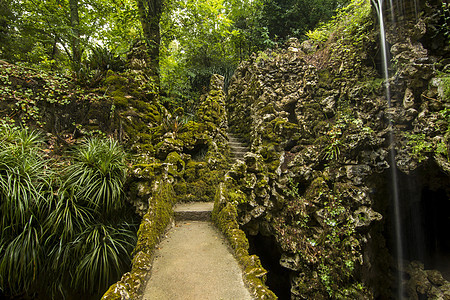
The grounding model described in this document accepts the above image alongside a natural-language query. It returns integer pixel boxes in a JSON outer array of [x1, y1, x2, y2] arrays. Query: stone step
[[174, 202, 214, 221], [228, 135, 243, 141], [228, 133, 249, 161], [232, 151, 247, 155], [230, 147, 248, 151]]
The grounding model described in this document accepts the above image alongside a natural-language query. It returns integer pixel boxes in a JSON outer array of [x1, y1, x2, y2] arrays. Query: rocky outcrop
[[405, 261, 450, 300], [225, 0, 450, 298], [102, 74, 234, 299], [102, 181, 175, 300]]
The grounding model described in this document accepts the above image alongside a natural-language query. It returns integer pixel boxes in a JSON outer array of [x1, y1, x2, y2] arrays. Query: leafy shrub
[[64, 137, 127, 214], [88, 46, 126, 72], [0, 125, 51, 295], [0, 126, 137, 299]]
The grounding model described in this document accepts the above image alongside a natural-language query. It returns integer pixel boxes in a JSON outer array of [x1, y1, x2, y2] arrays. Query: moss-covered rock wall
[[225, 0, 450, 298], [101, 180, 175, 300]]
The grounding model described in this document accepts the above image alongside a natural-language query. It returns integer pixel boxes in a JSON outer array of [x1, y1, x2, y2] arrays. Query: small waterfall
[[372, 0, 404, 298]]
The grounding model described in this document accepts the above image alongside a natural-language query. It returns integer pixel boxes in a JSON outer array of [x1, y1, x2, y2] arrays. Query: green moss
[[304, 177, 329, 200], [184, 162, 198, 181], [173, 180, 187, 200], [113, 96, 129, 109], [166, 151, 185, 177], [261, 104, 276, 115], [111, 90, 129, 109], [229, 190, 248, 205], [198, 92, 226, 124], [318, 69, 332, 87], [104, 71, 129, 86], [131, 100, 161, 122], [173, 106, 184, 117], [177, 121, 210, 150], [132, 163, 163, 179], [211, 183, 277, 299], [102, 181, 174, 299]]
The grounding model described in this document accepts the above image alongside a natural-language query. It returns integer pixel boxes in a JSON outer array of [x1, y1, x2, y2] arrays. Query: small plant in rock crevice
[[404, 132, 433, 163]]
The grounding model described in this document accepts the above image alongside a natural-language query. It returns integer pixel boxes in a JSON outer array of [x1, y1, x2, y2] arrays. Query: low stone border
[[101, 181, 175, 300], [212, 182, 278, 299]]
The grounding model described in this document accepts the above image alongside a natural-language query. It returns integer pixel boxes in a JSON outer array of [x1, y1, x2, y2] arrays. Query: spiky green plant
[[0, 125, 51, 296], [44, 189, 95, 281], [50, 137, 136, 297], [0, 124, 50, 229], [72, 222, 137, 294], [0, 216, 43, 295], [0, 128, 137, 299], [64, 137, 127, 215]]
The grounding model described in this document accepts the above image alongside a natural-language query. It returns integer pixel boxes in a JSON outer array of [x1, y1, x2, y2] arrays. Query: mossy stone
[[166, 151, 185, 177], [102, 181, 174, 299], [104, 71, 129, 86]]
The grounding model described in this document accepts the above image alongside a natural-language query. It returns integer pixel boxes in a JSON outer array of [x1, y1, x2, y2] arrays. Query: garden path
[[142, 202, 252, 300]]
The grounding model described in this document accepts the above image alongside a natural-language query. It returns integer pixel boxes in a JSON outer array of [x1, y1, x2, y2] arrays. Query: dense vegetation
[[0, 0, 348, 104], [0, 125, 138, 299], [0, 0, 352, 298]]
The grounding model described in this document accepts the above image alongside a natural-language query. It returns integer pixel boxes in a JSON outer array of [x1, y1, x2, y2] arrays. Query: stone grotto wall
[[225, 0, 450, 298]]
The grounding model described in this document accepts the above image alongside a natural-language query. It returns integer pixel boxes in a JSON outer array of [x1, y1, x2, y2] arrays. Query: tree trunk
[[136, 0, 163, 91], [69, 0, 81, 73]]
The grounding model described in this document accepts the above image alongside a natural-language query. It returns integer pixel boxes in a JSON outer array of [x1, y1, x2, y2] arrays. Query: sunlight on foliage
[[307, 0, 372, 43]]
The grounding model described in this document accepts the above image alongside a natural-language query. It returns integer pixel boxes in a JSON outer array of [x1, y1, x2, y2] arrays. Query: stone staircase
[[173, 202, 213, 221], [228, 133, 249, 161]]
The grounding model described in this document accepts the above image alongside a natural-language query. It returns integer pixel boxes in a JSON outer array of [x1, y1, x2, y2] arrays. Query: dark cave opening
[[394, 169, 450, 280], [184, 143, 209, 160], [285, 101, 297, 124], [366, 163, 450, 298], [247, 233, 292, 300], [373, 164, 450, 284], [419, 187, 450, 279]]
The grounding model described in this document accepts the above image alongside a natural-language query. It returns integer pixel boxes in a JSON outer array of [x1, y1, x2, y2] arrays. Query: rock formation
[[224, 0, 450, 298]]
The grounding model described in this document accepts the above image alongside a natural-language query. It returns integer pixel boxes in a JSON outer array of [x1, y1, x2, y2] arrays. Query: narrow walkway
[[228, 133, 248, 161], [142, 202, 252, 300]]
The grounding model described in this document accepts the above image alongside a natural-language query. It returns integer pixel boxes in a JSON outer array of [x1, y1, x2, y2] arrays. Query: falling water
[[372, 0, 404, 298]]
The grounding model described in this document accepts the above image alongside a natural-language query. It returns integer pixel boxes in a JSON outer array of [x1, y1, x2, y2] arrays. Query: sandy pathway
[[142, 220, 252, 300]]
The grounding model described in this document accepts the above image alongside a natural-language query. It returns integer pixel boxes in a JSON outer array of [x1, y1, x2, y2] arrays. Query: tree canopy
[[1, 0, 347, 100]]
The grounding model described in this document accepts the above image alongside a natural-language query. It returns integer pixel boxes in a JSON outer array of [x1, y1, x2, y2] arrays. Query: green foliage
[[160, 0, 241, 100], [306, 0, 374, 79], [276, 183, 365, 297], [0, 125, 137, 299], [0, 215, 44, 295], [73, 222, 136, 294], [307, 0, 371, 43], [0, 0, 140, 73], [437, 1, 450, 44], [323, 126, 343, 161], [440, 74, 450, 100], [0, 63, 112, 128], [0, 126, 49, 230], [0, 125, 50, 295], [161, 113, 192, 136], [405, 132, 433, 162], [64, 138, 127, 214], [262, 0, 350, 42]]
